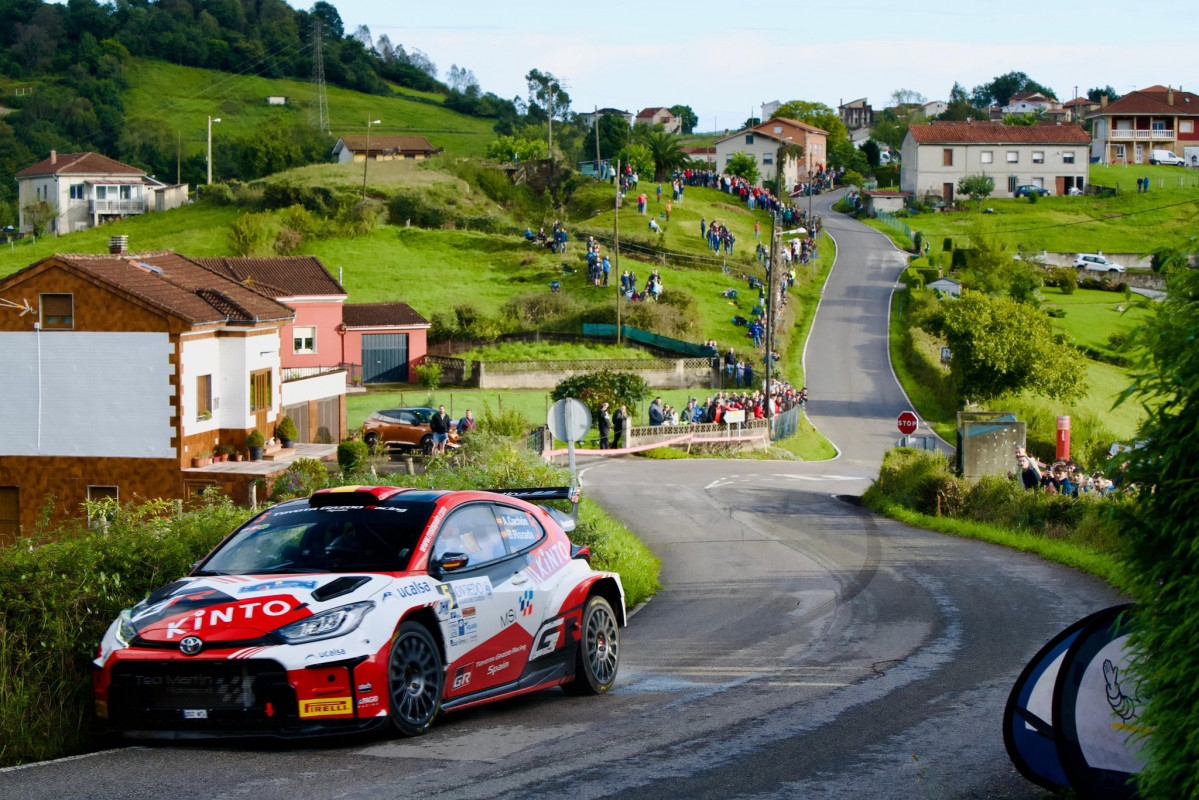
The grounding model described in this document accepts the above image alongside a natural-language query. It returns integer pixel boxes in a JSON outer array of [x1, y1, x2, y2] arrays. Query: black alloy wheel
[[388, 622, 444, 736], [564, 595, 620, 695]]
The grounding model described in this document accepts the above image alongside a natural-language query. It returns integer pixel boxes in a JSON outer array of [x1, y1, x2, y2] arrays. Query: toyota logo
[[179, 636, 204, 656]]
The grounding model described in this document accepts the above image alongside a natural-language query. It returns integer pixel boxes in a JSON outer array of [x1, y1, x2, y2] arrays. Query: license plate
[[182, 709, 209, 720]]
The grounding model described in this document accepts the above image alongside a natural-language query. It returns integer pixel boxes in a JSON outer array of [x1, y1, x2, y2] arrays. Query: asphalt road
[[0, 192, 1122, 799]]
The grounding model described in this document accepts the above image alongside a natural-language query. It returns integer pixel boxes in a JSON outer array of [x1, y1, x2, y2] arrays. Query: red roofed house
[[713, 118, 829, 192], [331, 135, 443, 163], [901, 121, 1091, 202], [0, 242, 349, 537], [15, 151, 188, 235], [1086, 85, 1199, 166], [635, 107, 681, 134], [194, 257, 431, 387]]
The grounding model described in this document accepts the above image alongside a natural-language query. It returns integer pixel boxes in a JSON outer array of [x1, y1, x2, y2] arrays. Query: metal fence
[[770, 405, 803, 441], [582, 324, 715, 358], [875, 210, 913, 240]]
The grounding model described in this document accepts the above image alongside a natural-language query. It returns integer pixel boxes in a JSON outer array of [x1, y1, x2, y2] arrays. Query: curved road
[[0, 193, 1120, 799]]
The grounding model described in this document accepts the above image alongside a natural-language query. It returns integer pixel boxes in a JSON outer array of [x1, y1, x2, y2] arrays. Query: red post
[[1056, 415, 1071, 461]]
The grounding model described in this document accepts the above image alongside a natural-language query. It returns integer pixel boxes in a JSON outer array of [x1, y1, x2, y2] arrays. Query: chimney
[[50, 150, 57, 165], [109, 235, 128, 255], [1101, 94, 1109, 109], [1167, 87, 1175, 106]]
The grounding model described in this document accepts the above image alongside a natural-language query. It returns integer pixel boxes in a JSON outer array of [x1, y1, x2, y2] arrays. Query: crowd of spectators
[[1012, 446, 1121, 496], [644, 382, 807, 428]]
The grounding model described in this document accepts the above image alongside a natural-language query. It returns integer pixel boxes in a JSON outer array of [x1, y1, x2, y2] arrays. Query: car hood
[[127, 573, 426, 644]]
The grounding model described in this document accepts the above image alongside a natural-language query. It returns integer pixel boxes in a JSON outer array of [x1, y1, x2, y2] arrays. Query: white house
[[1001, 92, 1059, 116], [634, 107, 681, 134], [576, 108, 633, 129], [928, 277, 962, 297], [331, 135, 442, 163], [900, 121, 1090, 202], [713, 118, 829, 191], [922, 100, 948, 118], [15, 151, 188, 235]]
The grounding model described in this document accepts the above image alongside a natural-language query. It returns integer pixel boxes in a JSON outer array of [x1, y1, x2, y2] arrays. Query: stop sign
[[897, 410, 919, 435]]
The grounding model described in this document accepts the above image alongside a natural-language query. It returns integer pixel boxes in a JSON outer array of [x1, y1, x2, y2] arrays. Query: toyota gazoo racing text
[[93, 486, 625, 738]]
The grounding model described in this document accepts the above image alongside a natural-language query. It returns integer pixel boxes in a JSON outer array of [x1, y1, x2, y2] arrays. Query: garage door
[[362, 334, 409, 384]]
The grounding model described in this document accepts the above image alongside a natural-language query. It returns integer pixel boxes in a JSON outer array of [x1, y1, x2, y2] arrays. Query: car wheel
[[563, 595, 620, 695], [420, 436, 433, 456], [387, 622, 444, 737], [364, 431, 380, 452]]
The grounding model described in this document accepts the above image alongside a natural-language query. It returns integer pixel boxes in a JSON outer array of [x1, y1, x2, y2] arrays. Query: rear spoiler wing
[[488, 487, 580, 531]]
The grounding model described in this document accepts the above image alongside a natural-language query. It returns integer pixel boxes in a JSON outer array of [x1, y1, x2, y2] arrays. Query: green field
[[1042, 287, 1152, 355], [123, 59, 495, 160]]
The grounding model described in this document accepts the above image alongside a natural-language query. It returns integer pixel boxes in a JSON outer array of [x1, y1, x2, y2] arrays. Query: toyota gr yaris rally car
[[93, 486, 624, 738]]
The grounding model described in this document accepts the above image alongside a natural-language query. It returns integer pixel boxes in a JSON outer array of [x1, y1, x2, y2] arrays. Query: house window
[[1006, 151, 1019, 163], [1152, 121, 1166, 131], [293, 326, 316, 354], [980, 151, 994, 164], [1008, 176, 1018, 193], [1032, 151, 1045, 164], [1182, 121, 1194, 133], [88, 486, 119, 502], [762, 153, 774, 164], [197, 374, 212, 420], [942, 149, 953, 166], [69, 184, 85, 200], [39, 293, 73, 330], [1063, 152, 1076, 164], [745, 134, 754, 145], [1115, 144, 1126, 160], [250, 369, 272, 411]]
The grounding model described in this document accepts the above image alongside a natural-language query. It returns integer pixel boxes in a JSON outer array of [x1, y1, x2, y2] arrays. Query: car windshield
[[196, 502, 437, 575]]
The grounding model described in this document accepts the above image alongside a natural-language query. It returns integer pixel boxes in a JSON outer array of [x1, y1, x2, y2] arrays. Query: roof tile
[[194, 256, 345, 298], [908, 122, 1089, 144], [16, 152, 148, 179], [342, 302, 429, 328]]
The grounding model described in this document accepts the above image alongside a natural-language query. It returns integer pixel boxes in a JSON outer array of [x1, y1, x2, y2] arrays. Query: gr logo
[[453, 667, 472, 690], [499, 608, 516, 628]]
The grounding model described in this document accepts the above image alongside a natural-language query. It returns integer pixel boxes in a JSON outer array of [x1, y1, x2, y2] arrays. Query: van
[[1150, 149, 1186, 166]]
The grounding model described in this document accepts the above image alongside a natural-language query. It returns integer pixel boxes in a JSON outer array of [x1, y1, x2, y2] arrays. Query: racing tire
[[387, 622, 444, 736], [563, 595, 620, 696]]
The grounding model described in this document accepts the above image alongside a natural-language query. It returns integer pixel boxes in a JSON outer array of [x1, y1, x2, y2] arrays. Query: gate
[[362, 333, 409, 384]]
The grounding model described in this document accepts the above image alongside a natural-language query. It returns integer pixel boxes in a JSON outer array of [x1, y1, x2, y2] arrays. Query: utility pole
[[362, 117, 380, 200], [594, 105, 600, 178], [547, 89, 553, 159], [765, 210, 777, 420], [614, 158, 622, 344], [176, 132, 181, 186], [206, 115, 221, 185]]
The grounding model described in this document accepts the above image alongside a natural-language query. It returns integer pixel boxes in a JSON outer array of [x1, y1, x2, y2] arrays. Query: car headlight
[[115, 609, 138, 646], [274, 601, 374, 644]]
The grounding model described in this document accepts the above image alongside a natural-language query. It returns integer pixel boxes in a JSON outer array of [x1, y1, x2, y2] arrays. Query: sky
[[327, 0, 1198, 131]]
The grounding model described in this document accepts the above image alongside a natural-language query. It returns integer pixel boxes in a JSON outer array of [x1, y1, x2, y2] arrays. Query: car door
[[491, 504, 565, 665], [430, 503, 530, 696]]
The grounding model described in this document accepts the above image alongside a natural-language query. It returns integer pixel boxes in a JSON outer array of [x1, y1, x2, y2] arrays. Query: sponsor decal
[[357, 683, 373, 693], [420, 507, 449, 553], [496, 513, 540, 544], [243, 524, 271, 533], [436, 585, 456, 611], [165, 599, 294, 639], [475, 644, 527, 669], [179, 636, 204, 656], [357, 695, 379, 706], [524, 541, 570, 585], [450, 616, 478, 642], [182, 709, 208, 720], [450, 577, 493, 605], [305, 647, 346, 660], [393, 580, 433, 599], [499, 608, 516, 628], [519, 590, 535, 617], [487, 661, 509, 676], [531, 619, 566, 660], [453, 667, 472, 690], [435, 598, 453, 617], [299, 697, 352, 718], [461, 605, 476, 618], [239, 579, 317, 594]]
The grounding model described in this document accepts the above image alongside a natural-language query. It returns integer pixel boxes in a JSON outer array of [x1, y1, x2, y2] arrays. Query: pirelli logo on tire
[[299, 697, 352, 718]]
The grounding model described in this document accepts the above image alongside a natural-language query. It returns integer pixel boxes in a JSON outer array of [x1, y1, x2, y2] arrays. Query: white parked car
[[1073, 254, 1126, 273], [1150, 149, 1186, 166]]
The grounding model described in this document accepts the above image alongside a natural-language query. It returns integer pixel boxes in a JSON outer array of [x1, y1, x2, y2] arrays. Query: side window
[[398, 411, 417, 424], [432, 504, 508, 566], [492, 505, 545, 554], [411, 409, 432, 424]]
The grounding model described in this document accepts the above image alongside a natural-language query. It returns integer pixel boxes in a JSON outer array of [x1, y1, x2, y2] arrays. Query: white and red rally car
[[93, 485, 624, 738]]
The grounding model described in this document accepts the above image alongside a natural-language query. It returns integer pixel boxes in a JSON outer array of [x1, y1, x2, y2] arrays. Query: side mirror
[[432, 552, 469, 575]]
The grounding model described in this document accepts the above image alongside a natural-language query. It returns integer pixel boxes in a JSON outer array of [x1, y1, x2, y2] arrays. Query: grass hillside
[[123, 59, 495, 159]]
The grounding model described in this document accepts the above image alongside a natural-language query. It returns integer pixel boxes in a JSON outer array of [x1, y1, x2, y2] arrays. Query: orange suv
[[362, 407, 460, 454]]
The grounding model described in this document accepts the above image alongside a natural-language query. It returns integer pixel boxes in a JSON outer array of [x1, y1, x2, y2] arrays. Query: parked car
[[1150, 149, 1186, 166], [93, 485, 625, 739], [363, 407, 459, 454], [1014, 184, 1051, 197], [1073, 253, 1126, 273]]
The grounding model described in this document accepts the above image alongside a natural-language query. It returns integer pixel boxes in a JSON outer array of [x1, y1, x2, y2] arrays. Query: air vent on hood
[[312, 576, 371, 602]]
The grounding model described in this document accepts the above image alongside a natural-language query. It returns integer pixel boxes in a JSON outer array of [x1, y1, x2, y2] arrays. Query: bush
[[656, 287, 699, 322], [500, 292, 581, 328], [914, 231, 924, 254], [269, 457, 329, 502], [388, 190, 449, 229], [228, 212, 275, 256], [200, 183, 235, 206], [478, 399, 530, 437], [943, 237, 953, 252], [246, 429, 265, 448], [1043, 267, 1078, 294], [551, 370, 649, 416], [337, 440, 370, 472], [414, 361, 443, 391], [275, 415, 298, 442]]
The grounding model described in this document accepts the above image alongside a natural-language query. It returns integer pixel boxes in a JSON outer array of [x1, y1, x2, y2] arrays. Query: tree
[[938, 82, 988, 121], [616, 142, 653, 181], [21, 200, 59, 236], [669, 104, 699, 134], [485, 135, 547, 162], [1002, 112, 1043, 126], [889, 88, 927, 108], [861, 139, 881, 167], [957, 174, 995, 211], [1087, 85, 1121, 103], [724, 151, 759, 184], [639, 130, 687, 181], [742, 116, 761, 129], [1118, 269, 1199, 799], [525, 69, 570, 121], [971, 71, 1057, 108], [588, 114, 631, 161], [919, 292, 1084, 403]]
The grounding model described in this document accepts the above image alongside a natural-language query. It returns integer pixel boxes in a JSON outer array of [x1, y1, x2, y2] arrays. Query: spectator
[[612, 404, 627, 448], [649, 217, 661, 233], [430, 405, 451, 454], [456, 409, 476, 436], [597, 402, 612, 449], [648, 397, 665, 426], [1016, 453, 1041, 489], [724, 348, 737, 382]]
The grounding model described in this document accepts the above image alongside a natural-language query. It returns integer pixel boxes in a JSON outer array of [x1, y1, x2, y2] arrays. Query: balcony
[[90, 199, 146, 214], [1108, 129, 1174, 141]]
